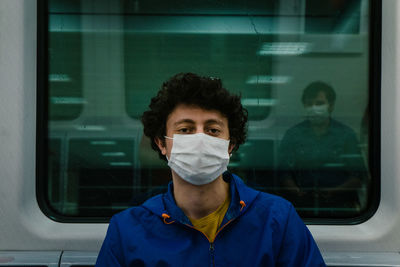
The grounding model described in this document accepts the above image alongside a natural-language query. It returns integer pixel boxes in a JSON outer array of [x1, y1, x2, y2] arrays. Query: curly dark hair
[[301, 81, 336, 105], [141, 72, 248, 160]]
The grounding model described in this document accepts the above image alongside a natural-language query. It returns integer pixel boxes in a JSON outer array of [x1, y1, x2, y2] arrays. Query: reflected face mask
[[165, 133, 230, 185], [305, 104, 330, 124]]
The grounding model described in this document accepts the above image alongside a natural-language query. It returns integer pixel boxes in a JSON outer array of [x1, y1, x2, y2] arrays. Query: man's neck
[[171, 172, 229, 220], [311, 118, 330, 136]]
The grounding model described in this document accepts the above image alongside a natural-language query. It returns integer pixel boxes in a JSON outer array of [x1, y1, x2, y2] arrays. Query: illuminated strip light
[[246, 75, 291, 84], [50, 97, 87, 105], [90, 141, 116, 145], [242, 98, 277, 107], [75, 125, 106, 131], [49, 74, 71, 82], [110, 162, 132, 166], [257, 42, 311, 56], [323, 163, 345, 167], [102, 152, 126, 157]]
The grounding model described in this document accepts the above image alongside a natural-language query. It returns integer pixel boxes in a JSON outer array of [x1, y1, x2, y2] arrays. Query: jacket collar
[[142, 172, 260, 225]]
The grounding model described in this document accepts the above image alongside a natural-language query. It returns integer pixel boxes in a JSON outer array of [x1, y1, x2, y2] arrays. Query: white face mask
[[305, 104, 330, 124], [165, 133, 230, 185]]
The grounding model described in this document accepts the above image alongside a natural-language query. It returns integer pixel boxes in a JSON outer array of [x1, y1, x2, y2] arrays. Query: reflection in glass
[[278, 82, 368, 218], [44, 0, 373, 220]]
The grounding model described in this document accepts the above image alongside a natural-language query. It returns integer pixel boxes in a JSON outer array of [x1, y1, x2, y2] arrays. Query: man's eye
[[178, 128, 190, 133], [208, 128, 220, 134]]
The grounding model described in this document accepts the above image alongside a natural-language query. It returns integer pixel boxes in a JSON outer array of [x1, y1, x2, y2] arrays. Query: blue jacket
[[96, 173, 326, 266]]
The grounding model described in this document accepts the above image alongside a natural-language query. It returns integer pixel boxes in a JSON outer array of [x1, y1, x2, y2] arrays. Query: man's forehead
[[305, 91, 328, 102]]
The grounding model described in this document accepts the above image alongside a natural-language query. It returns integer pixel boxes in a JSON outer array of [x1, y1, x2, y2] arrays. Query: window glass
[[42, 0, 376, 221], [66, 139, 135, 216], [48, 27, 83, 120]]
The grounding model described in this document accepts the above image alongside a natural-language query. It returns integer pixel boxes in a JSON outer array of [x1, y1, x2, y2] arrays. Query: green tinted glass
[[44, 0, 374, 221]]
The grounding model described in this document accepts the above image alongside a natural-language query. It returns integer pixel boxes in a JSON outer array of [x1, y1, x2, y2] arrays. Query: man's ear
[[228, 142, 235, 154], [154, 137, 167, 156]]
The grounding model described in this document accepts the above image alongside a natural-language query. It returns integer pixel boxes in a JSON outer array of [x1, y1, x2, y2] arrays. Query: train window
[[38, 0, 379, 222], [48, 2, 83, 121]]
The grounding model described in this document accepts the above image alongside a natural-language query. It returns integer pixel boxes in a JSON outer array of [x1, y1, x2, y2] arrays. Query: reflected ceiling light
[[102, 152, 126, 157], [257, 42, 310, 56], [50, 97, 87, 105], [49, 74, 71, 82], [90, 141, 116, 145], [246, 75, 291, 84], [75, 125, 106, 131], [110, 162, 132, 166], [323, 163, 345, 168], [242, 98, 277, 107]]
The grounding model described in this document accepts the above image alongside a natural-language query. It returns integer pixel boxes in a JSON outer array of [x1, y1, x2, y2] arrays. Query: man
[[96, 73, 325, 266], [278, 81, 367, 218]]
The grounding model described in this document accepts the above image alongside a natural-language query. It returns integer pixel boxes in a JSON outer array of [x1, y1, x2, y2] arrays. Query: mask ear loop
[[163, 136, 174, 161], [229, 141, 234, 157]]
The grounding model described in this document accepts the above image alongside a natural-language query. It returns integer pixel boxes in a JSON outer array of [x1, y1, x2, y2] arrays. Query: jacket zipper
[[180, 210, 244, 266], [209, 242, 215, 267], [208, 218, 236, 267], [182, 220, 234, 267]]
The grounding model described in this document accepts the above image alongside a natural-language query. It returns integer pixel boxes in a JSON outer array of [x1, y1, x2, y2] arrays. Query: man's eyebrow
[[173, 119, 225, 126], [205, 119, 225, 126], [173, 119, 195, 126]]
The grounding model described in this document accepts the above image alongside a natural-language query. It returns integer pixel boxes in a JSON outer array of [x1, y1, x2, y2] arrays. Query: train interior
[[2, 0, 400, 266]]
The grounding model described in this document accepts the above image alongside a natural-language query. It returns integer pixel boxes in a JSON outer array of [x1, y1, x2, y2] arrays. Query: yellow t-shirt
[[189, 195, 230, 242]]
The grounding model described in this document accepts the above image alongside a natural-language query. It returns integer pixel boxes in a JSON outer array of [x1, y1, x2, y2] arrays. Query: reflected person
[[278, 81, 366, 217]]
